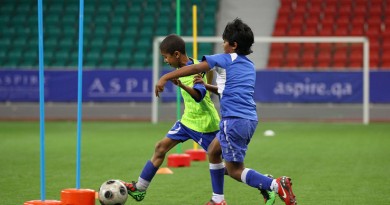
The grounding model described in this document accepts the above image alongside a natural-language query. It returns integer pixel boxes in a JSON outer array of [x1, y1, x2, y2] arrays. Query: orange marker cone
[[60, 188, 96, 205], [24, 200, 62, 205]]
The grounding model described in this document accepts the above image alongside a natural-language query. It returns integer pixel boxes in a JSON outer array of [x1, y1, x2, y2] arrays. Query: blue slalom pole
[[37, 0, 46, 201], [76, 0, 84, 189]]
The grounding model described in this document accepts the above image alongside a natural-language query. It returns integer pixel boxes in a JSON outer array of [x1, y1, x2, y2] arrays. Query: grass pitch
[[0, 121, 389, 204]]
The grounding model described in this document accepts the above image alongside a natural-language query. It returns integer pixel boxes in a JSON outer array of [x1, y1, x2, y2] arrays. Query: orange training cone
[[157, 167, 174, 174], [60, 188, 96, 205], [24, 200, 62, 205], [167, 153, 191, 167], [185, 149, 207, 161]]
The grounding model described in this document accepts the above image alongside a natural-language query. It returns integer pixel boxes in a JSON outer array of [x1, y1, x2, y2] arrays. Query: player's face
[[161, 51, 179, 68], [222, 40, 237, 54]]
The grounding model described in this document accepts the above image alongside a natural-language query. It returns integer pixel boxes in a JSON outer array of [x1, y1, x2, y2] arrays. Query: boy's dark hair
[[222, 18, 254, 55], [160, 34, 186, 55]]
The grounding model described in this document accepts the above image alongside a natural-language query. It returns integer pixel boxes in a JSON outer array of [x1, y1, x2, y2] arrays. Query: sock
[[136, 160, 158, 191], [211, 193, 225, 203], [270, 179, 279, 192], [241, 168, 273, 191], [209, 162, 225, 202]]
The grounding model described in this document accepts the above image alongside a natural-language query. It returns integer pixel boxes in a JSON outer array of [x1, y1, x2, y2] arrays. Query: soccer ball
[[98, 179, 128, 205]]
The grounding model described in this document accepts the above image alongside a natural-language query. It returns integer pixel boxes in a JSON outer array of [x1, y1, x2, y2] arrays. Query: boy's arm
[[155, 61, 210, 97], [173, 78, 203, 102], [193, 75, 219, 95]]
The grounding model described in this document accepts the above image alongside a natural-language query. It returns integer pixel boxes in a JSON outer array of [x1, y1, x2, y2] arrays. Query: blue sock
[[241, 168, 273, 191], [139, 160, 158, 182], [210, 163, 225, 195]]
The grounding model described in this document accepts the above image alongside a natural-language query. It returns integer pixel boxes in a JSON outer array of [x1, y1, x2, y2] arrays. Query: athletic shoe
[[260, 189, 276, 205], [120, 180, 146, 202], [275, 176, 297, 205], [204, 200, 227, 205], [260, 174, 276, 205]]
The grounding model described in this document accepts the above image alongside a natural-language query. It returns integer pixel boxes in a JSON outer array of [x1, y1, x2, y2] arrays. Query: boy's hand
[[193, 74, 204, 85], [155, 78, 168, 97], [171, 78, 182, 86]]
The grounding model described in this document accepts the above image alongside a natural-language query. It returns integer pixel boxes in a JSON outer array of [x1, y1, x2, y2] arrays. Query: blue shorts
[[217, 117, 258, 162], [166, 121, 218, 151]]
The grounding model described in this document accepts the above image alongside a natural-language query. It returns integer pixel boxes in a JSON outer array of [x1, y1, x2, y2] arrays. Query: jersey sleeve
[[202, 53, 230, 69], [192, 83, 206, 102]]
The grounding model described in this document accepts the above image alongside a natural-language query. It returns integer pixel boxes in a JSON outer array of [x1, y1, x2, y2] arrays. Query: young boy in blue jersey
[[121, 34, 227, 203], [155, 19, 297, 205]]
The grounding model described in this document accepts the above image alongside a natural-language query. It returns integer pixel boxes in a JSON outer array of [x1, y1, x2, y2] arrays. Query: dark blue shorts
[[217, 117, 258, 162], [166, 121, 218, 151]]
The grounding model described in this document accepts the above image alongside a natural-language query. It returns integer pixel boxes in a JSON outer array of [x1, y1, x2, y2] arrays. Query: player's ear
[[174, 51, 180, 58], [232, 42, 238, 50]]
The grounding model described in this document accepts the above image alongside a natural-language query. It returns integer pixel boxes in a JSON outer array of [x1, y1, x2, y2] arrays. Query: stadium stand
[[0, 0, 218, 69], [269, 0, 390, 70]]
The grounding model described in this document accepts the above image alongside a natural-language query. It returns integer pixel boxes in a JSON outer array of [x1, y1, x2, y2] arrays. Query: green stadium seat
[[13, 37, 27, 48], [51, 58, 68, 67], [142, 15, 155, 27], [15, 4, 31, 13], [55, 49, 70, 59], [108, 27, 122, 37], [12, 15, 27, 23], [116, 51, 132, 67], [97, 4, 112, 13], [46, 26, 62, 36], [62, 14, 77, 24], [0, 16, 10, 24], [0, 49, 7, 58], [123, 28, 137, 38], [65, 4, 78, 13], [47, 4, 63, 13], [140, 27, 153, 37], [89, 37, 105, 48], [95, 16, 110, 24], [127, 16, 140, 26], [0, 38, 12, 47], [44, 37, 58, 47], [44, 47, 55, 59], [136, 37, 152, 48], [0, 4, 14, 13], [5, 59, 20, 68], [111, 16, 125, 25], [85, 49, 100, 61], [106, 38, 120, 48], [121, 38, 136, 51], [113, 5, 127, 14], [24, 48, 38, 59], [155, 26, 169, 36], [94, 26, 107, 38], [132, 52, 147, 66], [58, 37, 74, 47]]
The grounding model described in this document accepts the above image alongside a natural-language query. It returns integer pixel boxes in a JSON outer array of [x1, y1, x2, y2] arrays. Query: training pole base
[[24, 200, 62, 205], [167, 153, 191, 167], [185, 149, 207, 161], [61, 188, 96, 205]]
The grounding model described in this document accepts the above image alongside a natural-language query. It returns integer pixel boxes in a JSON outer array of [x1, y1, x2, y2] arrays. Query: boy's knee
[[154, 141, 168, 157]]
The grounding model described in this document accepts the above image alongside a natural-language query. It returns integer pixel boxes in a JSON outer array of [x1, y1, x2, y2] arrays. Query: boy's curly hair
[[222, 18, 254, 55], [160, 34, 186, 55]]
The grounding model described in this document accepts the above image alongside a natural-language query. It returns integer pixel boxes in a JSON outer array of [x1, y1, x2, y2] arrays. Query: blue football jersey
[[202, 53, 257, 121]]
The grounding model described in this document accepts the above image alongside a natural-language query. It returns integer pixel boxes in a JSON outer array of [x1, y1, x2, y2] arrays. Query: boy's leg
[[259, 174, 276, 205], [123, 137, 180, 201], [206, 138, 226, 205]]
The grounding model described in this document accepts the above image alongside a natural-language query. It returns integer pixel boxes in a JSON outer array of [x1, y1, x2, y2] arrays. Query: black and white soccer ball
[[98, 179, 128, 205]]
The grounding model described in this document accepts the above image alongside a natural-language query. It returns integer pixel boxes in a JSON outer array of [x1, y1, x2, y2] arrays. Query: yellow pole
[[192, 5, 199, 150]]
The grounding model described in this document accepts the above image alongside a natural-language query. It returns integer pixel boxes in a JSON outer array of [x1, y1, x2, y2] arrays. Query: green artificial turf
[[0, 121, 389, 204]]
